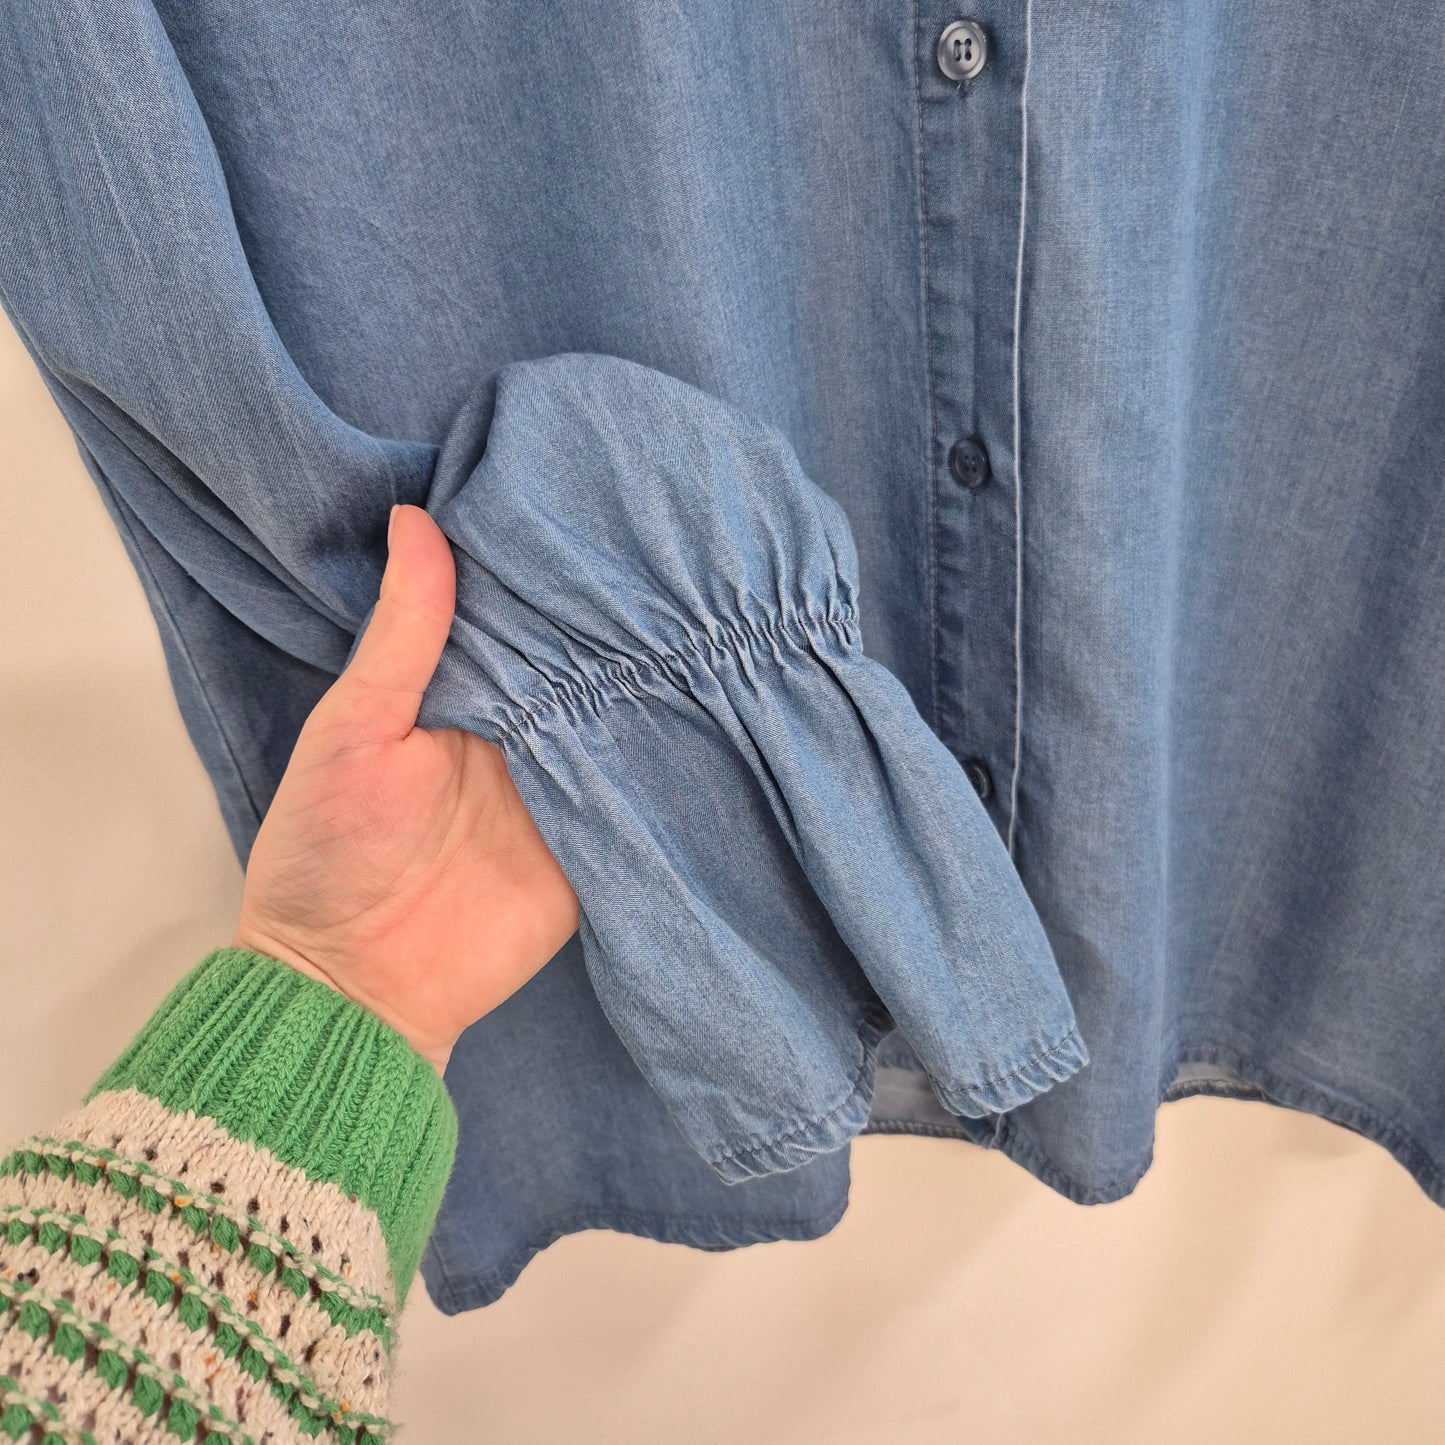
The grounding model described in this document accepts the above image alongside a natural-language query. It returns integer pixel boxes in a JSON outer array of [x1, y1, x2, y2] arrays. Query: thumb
[[322, 504, 458, 742]]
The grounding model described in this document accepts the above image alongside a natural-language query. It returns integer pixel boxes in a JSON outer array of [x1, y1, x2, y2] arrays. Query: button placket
[[919, 8, 1027, 847]]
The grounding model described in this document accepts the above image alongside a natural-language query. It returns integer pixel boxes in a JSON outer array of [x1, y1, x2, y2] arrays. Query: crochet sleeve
[[0, 946, 456, 1445]]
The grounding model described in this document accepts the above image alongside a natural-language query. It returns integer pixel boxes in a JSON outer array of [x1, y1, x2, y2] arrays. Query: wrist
[[228, 926, 455, 1073]]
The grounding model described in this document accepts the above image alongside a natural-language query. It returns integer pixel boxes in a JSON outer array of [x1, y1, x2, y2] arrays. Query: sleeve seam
[[71, 433, 264, 830]]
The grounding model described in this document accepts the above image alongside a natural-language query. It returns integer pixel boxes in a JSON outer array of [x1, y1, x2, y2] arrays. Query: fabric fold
[[410, 352, 1087, 1179]]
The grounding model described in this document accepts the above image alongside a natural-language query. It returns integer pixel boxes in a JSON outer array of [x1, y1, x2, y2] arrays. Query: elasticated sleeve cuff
[[404, 353, 1087, 1180]]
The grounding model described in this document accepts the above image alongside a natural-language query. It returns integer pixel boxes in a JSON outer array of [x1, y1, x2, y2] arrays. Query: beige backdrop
[[2, 313, 1442, 1443]]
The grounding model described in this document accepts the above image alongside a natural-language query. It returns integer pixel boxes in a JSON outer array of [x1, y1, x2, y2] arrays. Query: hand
[[231, 504, 579, 1071]]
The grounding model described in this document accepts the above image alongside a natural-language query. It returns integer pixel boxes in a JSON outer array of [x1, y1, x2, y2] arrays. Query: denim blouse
[[2, 0, 1441, 1313]]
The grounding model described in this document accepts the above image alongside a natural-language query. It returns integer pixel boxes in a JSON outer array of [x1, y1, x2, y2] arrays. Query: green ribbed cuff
[[88, 945, 458, 1299]]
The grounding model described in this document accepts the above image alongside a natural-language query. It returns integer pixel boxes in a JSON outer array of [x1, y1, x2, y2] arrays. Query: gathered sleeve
[[405, 354, 1087, 1180]]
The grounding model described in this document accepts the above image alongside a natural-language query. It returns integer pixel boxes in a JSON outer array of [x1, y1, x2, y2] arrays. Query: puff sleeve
[[405, 354, 1088, 1181]]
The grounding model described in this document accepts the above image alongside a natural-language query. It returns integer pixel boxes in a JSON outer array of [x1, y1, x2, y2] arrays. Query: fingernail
[[388, 504, 400, 547]]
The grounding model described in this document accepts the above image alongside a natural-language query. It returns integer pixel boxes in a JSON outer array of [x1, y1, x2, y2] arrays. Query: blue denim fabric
[[2, 0, 1442, 1314], [410, 354, 1085, 1178]]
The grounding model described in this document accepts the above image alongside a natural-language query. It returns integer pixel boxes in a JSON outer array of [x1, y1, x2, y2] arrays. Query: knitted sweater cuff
[[88, 945, 458, 1298]]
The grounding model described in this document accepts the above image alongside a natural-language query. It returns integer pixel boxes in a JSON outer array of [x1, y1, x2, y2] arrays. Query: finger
[[327, 504, 458, 741]]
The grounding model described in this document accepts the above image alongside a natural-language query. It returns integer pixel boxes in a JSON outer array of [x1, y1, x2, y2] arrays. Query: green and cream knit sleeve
[[0, 945, 459, 1445]]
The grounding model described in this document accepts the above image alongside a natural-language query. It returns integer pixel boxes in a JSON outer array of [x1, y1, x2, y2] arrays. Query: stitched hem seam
[[420, 1039, 1445, 1314], [930, 1022, 1088, 1118], [987, 1038, 1445, 1206], [421, 1192, 852, 1316], [705, 1006, 893, 1183]]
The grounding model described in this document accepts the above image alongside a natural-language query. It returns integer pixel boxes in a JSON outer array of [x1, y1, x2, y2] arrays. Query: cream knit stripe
[[0, 1378, 95, 1445], [0, 1336, 168, 1445], [0, 1270, 265, 1445], [0, 1187, 386, 1416], [0, 1150, 390, 1340], [0, 1213, 390, 1427], [0, 1254, 346, 1445], [0, 1374, 95, 1445], [56, 1090, 393, 1309], [2, 1139, 390, 1326]]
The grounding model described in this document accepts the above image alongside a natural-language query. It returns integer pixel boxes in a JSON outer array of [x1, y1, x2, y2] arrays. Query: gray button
[[963, 757, 994, 801], [948, 435, 992, 490], [937, 20, 988, 83]]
